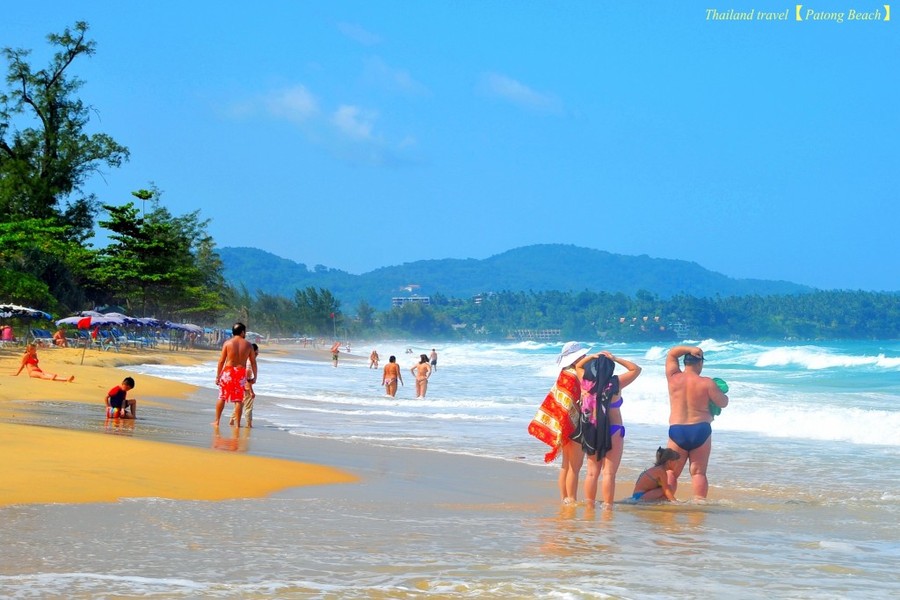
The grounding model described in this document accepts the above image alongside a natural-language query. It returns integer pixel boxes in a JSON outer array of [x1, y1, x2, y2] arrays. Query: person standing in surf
[[382, 355, 403, 397], [214, 322, 258, 428], [664, 345, 729, 499], [330, 341, 341, 367], [528, 342, 590, 504], [411, 354, 432, 398]]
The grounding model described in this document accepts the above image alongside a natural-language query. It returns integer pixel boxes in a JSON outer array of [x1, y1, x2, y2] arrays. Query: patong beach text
[[705, 5, 890, 22]]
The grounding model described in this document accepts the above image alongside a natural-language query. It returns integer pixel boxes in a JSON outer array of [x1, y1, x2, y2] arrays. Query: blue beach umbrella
[[0, 303, 52, 320]]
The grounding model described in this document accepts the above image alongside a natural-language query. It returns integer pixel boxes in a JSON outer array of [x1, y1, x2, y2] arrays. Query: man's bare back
[[219, 336, 255, 372], [664, 345, 728, 499], [665, 346, 727, 424]]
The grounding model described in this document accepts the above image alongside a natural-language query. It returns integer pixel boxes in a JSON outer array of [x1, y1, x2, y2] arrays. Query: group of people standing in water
[[530, 342, 729, 507], [380, 348, 438, 399]]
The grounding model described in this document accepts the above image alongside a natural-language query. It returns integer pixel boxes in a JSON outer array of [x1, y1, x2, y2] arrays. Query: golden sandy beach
[[0, 344, 357, 508]]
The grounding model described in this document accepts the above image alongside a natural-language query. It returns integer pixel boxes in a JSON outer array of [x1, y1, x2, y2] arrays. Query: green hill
[[218, 244, 814, 309]]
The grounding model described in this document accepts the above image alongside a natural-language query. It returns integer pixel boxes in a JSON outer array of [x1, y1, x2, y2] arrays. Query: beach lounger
[[30, 329, 55, 347]]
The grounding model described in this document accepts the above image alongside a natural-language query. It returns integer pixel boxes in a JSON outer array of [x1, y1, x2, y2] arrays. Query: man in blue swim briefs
[[665, 345, 729, 499]]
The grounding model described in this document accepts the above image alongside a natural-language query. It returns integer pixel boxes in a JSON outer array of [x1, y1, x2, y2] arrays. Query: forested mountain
[[219, 244, 813, 309]]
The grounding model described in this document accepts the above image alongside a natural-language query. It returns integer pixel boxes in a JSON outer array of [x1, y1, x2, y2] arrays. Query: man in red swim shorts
[[214, 322, 259, 427]]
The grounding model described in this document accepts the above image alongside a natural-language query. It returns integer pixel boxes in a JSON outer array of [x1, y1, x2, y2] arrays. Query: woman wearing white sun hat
[[528, 341, 591, 504]]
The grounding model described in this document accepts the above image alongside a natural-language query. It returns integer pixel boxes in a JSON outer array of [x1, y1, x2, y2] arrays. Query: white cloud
[[337, 22, 382, 46], [332, 105, 377, 140], [264, 85, 319, 123], [222, 84, 418, 167], [479, 72, 562, 113]]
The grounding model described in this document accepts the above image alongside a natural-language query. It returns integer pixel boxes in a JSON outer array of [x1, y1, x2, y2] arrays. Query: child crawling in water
[[631, 447, 681, 502]]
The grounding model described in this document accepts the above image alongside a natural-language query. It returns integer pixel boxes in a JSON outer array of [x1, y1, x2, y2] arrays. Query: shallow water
[[2, 339, 897, 597], [2, 491, 897, 599]]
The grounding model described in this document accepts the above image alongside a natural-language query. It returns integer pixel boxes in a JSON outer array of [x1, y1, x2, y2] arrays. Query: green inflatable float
[[709, 377, 729, 419]]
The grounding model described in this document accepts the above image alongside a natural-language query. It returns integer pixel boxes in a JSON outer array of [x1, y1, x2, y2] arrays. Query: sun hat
[[556, 341, 590, 366]]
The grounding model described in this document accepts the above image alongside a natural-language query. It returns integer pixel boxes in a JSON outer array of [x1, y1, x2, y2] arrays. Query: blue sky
[[3, 2, 897, 291]]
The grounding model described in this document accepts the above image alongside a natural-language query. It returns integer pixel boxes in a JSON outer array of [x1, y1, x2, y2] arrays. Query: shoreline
[[0, 343, 546, 509], [0, 344, 365, 507]]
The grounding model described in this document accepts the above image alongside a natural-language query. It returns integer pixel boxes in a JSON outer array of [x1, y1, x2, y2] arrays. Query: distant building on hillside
[[512, 329, 561, 341], [670, 321, 690, 337], [391, 295, 431, 308]]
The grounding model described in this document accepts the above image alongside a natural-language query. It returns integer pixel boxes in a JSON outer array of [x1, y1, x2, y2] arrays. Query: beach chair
[[75, 329, 105, 350], [126, 328, 155, 349], [30, 328, 55, 347], [97, 329, 120, 352], [110, 327, 135, 348]]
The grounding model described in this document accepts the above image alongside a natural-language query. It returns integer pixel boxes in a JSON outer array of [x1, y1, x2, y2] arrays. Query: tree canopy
[[0, 23, 228, 321], [1, 21, 129, 241]]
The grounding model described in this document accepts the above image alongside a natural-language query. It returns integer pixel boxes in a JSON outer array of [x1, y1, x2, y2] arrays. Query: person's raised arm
[[666, 345, 701, 377], [600, 351, 642, 388], [573, 352, 595, 380]]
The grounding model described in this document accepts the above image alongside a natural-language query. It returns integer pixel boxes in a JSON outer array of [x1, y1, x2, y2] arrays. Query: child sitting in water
[[106, 377, 136, 419], [631, 447, 681, 502]]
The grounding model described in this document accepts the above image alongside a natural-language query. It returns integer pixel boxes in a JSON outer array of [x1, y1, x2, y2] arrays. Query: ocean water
[[2, 339, 898, 598], [126, 338, 900, 460]]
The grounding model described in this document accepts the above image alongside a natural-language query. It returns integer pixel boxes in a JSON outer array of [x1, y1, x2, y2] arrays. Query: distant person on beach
[[527, 342, 589, 504], [230, 343, 259, 428], [411, 354, 432, 399], [369, 350, 379, 369], [53, 328, 68, 347], [631, 447, 681, 502], [331, 341, 341, 367], [665, 345, 729, 499], [382, 355, 403, 397], [214, 322, 258, 427], [1, 325, 15, 344], [13, 344, 74, 382], [429, 349, 438, 371], [105, 376, 136, 419], [574, 350, 642, 508]]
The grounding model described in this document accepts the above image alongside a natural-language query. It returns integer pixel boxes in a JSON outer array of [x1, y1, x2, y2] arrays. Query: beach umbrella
[[57, 314, 126, 364], [165, 321, 203, 333], [0, 304, 52, 320], [56, 315, 125, 327], [101, 312, 143, 325]]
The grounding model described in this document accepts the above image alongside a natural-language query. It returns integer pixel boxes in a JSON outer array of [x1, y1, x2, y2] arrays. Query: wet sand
[[0, 343, 544, 509]]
